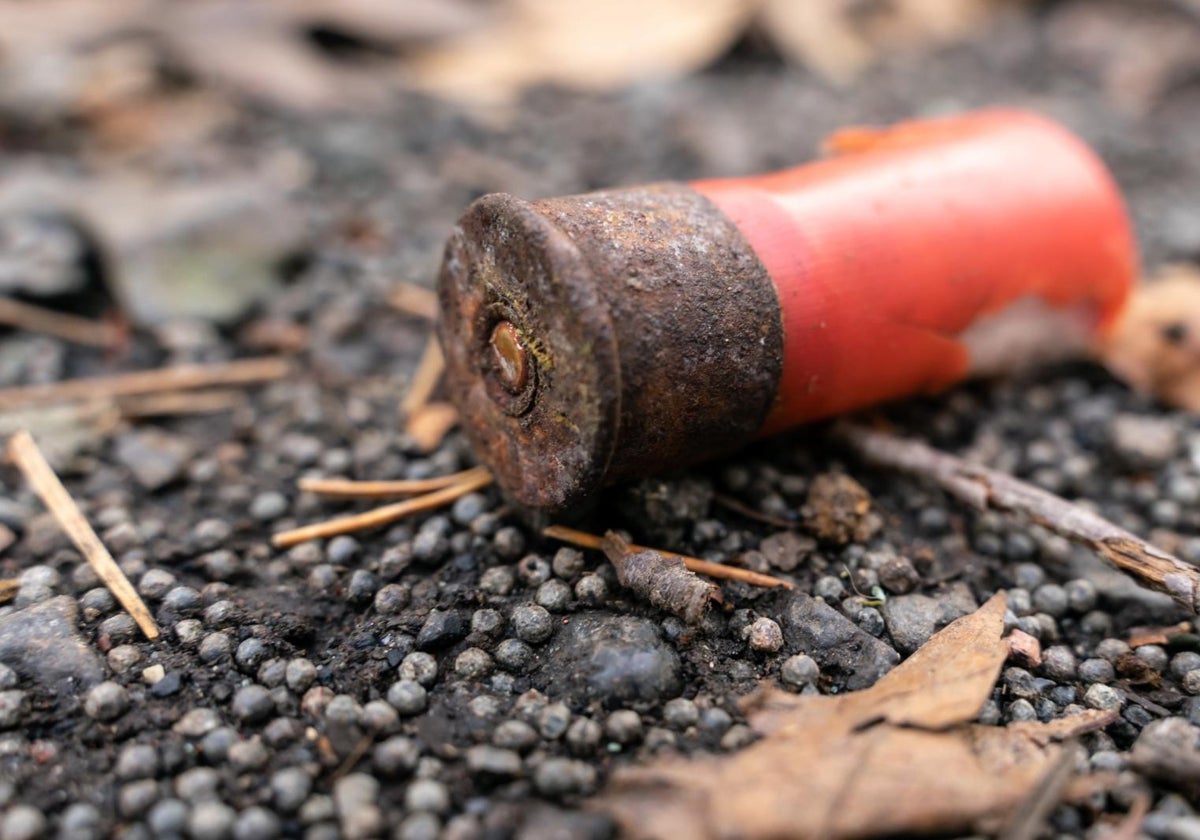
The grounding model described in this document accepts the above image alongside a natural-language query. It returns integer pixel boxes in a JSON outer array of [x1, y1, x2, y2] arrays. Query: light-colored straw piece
[[273, 468, 494, 549], [0, 297, 122, 348], [7, 430, 160, 639], [0, 357, 290, 411], [299, 466, 490, 499]]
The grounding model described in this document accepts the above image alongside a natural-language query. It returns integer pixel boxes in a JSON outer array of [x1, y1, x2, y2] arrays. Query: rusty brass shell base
[[437, 183, 784, 514]]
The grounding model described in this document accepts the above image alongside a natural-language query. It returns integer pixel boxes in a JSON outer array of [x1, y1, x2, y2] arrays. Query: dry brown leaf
[[760, 0, 1027, 84], [404, 0, 753, 106], [1100, 265, 1200, 412], [600, 593, 1119, 839]]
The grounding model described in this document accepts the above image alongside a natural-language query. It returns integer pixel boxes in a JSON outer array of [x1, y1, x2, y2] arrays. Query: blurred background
[[1, 0, 1199, 398]]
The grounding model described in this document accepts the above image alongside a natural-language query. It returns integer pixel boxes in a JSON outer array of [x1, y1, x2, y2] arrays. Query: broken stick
[[272, 468, 493, 549], [0, 297, 121, 348], [0, 357, 291, 411], [543, 524, 793, 590], [602, 531, 722, 624], [7, 430, 160, 639], [834, 421, 1200, 613], [299, 466, 490, 499]]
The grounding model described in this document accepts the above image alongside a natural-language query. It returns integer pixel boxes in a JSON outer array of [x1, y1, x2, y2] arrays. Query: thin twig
[[117, 389, 245, 419], [834, 421, 1200, 612], [603, 531, 722, 624], [299, 466, 490, 499], [387, 282, 440, 321], [0, 357, 291, 411], [713, 493, 796, 529], [0, 579, 16, 604], [401, 338, 444, 417], [7, 430, 160, 639], [543, 524, 794, 590], [0, 297, 122, 348], [406, 401, 459, 453], [272, 469, 493, 549]]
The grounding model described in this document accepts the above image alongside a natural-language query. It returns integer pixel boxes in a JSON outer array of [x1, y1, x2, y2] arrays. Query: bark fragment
[[600, 532, 721, 625]]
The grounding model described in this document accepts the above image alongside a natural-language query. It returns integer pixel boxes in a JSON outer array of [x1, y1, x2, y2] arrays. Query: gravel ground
[[3, 3, 1200, 839]]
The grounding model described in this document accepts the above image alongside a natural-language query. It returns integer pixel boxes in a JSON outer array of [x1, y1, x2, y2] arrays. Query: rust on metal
[[437, 184, 783, 514]]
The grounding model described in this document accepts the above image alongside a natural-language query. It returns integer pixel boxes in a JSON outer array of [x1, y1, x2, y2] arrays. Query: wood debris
[[0, 296, 122, 348], [0, 357, 291, 411], [272, 468, 494, 548], [300, 466, 491, 499], [0, 579, 16, 604], [601, 593, 1119, 839], [801, 472, 880, 545], [7, 430, 159, 640], [601, 531, 722, 625], [400, 337, 458, 453], [543, 524, 793, 590], [388, 282, 440, 321], [1100, 264, 1200, 412], [835, 421, 1200, 613]]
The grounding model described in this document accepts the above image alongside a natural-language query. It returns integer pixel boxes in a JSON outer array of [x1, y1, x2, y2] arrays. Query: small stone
[[813, 575, 845, 601], [373, 736, 420, 777], [116, 743, 160, 780], [1041, 646, 1077, 682], [175, 767, 220, 802], [470, 609, 504, 637], [743, 617, 784, 652], [405, 779, 451, 815], [59, 803, 102, 840], [1084, 683, 1123, 710], [566, 717, 603, 755], [552, 548, 586, 580], [479, 566, 515, 596], [1007, 629, 1042, 669], [1135, 645, 1169, 672], [511, 604, 554, 644], [1171, 652, 1200, 679], [84, 681, 130, 721], [416, 611, 467, 650], [173, 708, 222, 738], [1031, 584, 1068, 617], [495, 639, 533, 673], [466, 745, 522, 779], [1063, 579, 1097, 613], [119, 779, 160, 818], [233, 807, 281, 840], [373, 585, 409, 616], [454, 648, 493, 680], [0, 690, 26, 728], [397, 813, 440, 840], [232, 685, 275, 724], [780, 654, 820, 689], [802, 473, 879, 544], [285, 658, 317, 693], [538, 702, 571, 739], [720, 724, 757, 750], [574, 574, 608, 604], [493, 720, 539, 752], [147, 800, 188, 836], [361, 700, 399, 734], [198, 632, 232, 663], [387, 680, 428, 715], [1184, 670, 1200, 695], [1078, 658, 1116, 683], [877, 554, 920, 594], [188, 801, 237, 840], [115, 429, 193, 490], [0, 805, 46, 840], [0, 596, 103, 691], [397, 652, 438, 687], [604, 709, 643, 744], [533, 758, 597, 798], [250, 492, 288, 521], [493, 527, 526, 560], [1109, 414, 1180, 469], [536, 579, 572, 612], [142, 664, 166, 685], [271, 767, 313, 813], [662, 697, 699, 730]]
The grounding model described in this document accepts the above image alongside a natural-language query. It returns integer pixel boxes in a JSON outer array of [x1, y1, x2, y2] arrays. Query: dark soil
[[2, 2, 1200, 839]]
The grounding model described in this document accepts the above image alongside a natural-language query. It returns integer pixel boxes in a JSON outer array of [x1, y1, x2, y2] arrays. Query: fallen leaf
[[600, 593, 1120, 839], [404, 0, 753, 106], [760, 0, 1029, 84], [1099, 265, 1200, 412]]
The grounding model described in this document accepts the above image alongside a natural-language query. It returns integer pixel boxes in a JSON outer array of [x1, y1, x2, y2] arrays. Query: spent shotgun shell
[[437, 109, 1137, 514]]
